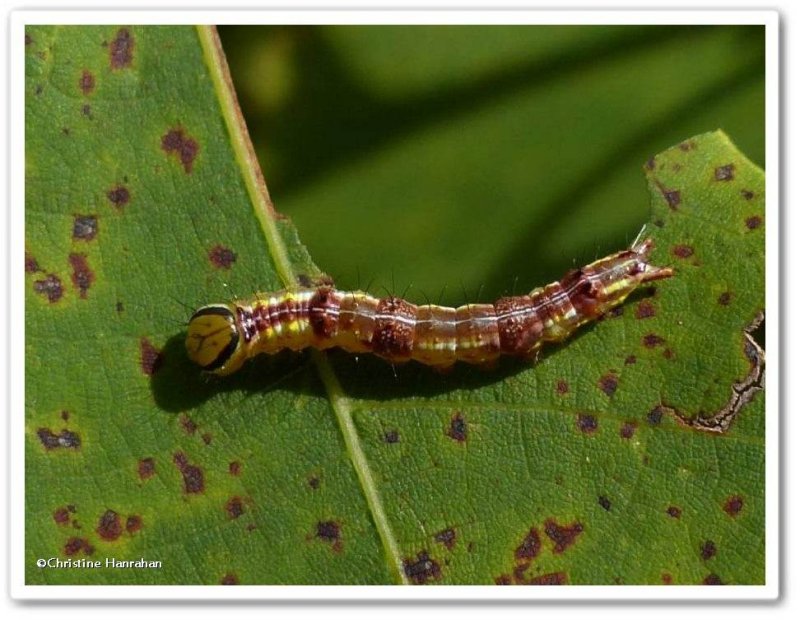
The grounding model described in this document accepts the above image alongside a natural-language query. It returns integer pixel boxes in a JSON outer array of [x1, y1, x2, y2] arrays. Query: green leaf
[[26, 25, 764, 586]]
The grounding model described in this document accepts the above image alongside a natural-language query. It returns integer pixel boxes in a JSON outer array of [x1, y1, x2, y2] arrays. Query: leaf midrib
[[197, 25, 407, 585]]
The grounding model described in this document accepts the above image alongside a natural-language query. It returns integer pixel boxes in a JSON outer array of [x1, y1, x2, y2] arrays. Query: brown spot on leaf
[[64, 537, 93, 556], [403, 551, 441, 584], [179, 414, 197, 435], [624, 354, 637, 365], [139, 338, 163, 375], [635, 300, 656, 319], [96, 509, 123, 541], [208, 245, 237, 269], [173, 451, 204, 494], [446, 412, 468, 442], [703, 574, 723, 585], [718, 291, 733, 306], [25, 252, 41, 273], [740, 189, 755, 200], [525, 572, 567, 585], [661, 573, 673, 584], [308, 476, 320, 489], [577, 413, 598, 434], [643, 333, 665, 348], [556, 379, 569, 395], [79, 69, 95, 95], [116, 301, 124, 313], [37, 427, 81, 450], [384, 429, 399, 444], [81, 104, 92, 118], [201, 432, 212, 445], [72, 215, 98, 241], [679, 140, 695, 151], [662, 348, 675, 360], [69, 253, 94, 298], [667, 505, 682, 519], [33, 274, 64, 303], [138, 457, 155, 480], [495, 574, 512, 585], [672, 244, 694, 259], [598, 495, 611, 511], [53, 507, 70, 525], [229, 461, 241, 476], [107, 185, 130, 209], [723, 495, 744, 517], [599, 372, 618, 396], [110, 28, 134, 69], [620, 421, 637, 439], [434, 528, 457, 551], [316, 520, 342, 552], [655, 181, 681, 209], [714, 164, 735, 181], [126, 515, 142, 534], [514, 527, 541, 562], [220, 573, 239, 585], [700, 540, 717, 561], [544, 518, 583, 554], [225, 496, 245, 519], [647, 406, 665, 426], [745, 215, 763, 230], [161, 127, 199, 173]]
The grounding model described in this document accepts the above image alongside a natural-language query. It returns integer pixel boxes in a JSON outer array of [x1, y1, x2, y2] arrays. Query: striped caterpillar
[[186, 238, 673, 375]]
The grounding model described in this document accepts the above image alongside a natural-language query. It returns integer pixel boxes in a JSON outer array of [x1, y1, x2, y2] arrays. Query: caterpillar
[[186, 238, 673, 376]]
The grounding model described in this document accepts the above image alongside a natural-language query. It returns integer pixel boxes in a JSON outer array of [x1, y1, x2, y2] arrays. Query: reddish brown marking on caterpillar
[[186, 239, 673, 376]]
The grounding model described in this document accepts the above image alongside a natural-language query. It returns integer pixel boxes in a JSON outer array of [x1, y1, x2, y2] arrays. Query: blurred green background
[[218, 25, 765, 306]]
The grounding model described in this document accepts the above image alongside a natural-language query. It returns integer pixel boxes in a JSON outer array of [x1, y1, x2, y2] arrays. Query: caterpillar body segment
[[185, 239, 673, 376]]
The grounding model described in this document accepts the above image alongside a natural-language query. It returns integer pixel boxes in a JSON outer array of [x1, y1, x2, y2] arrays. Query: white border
[[8, 8, 779, 603]]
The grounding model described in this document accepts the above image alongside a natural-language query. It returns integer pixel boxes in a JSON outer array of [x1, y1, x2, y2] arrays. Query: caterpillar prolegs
[[186, 238, 673, 376]]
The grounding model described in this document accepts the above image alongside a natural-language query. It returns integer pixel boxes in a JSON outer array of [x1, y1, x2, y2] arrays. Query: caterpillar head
[[185, 304, 246, 375], [564, 238, 673, 317]]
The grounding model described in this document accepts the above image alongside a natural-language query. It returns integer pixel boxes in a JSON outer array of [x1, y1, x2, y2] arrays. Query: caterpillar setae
[[185, 238, 673, 376]]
